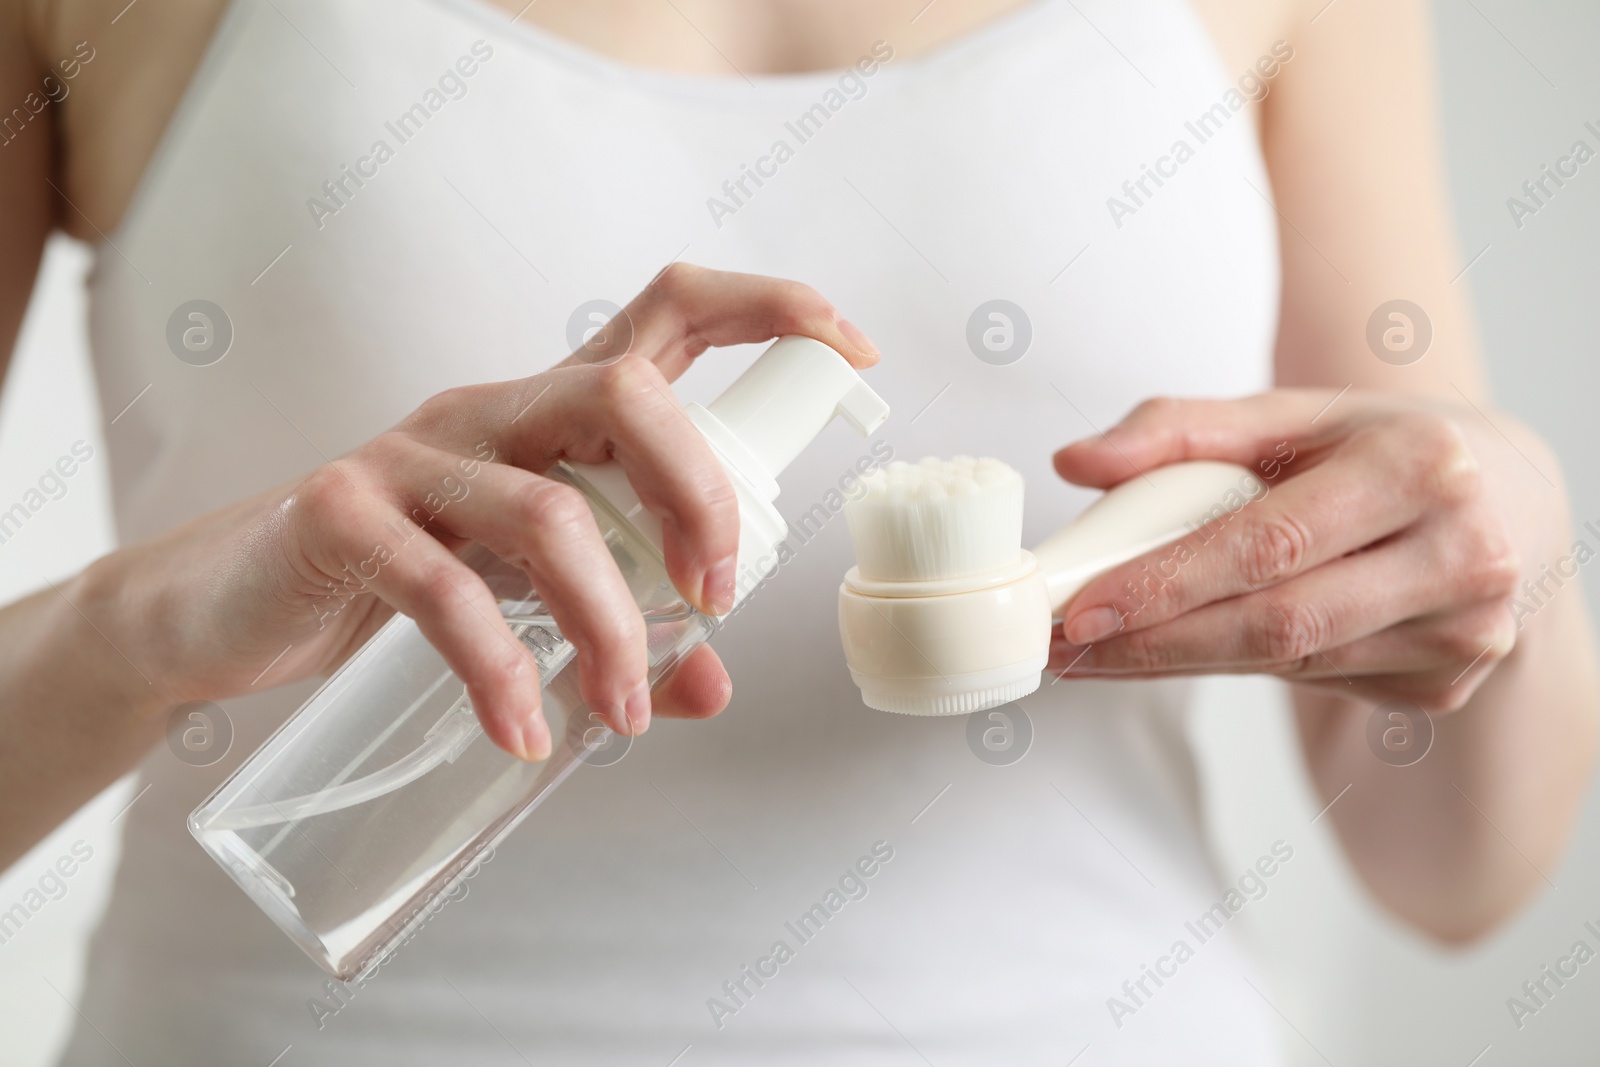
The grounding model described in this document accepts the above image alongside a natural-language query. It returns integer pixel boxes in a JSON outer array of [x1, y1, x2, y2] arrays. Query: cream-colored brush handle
[[1031, 461, 1265, 613]]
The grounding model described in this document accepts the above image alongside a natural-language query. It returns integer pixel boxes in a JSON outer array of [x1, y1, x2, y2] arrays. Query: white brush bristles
[[843, 456, 1024, 583]]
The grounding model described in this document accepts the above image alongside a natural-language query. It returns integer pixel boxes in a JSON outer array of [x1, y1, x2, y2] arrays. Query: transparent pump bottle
[[190, 336, 889, 980]]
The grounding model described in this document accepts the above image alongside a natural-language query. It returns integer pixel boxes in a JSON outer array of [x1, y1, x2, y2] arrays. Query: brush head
[[843, 456, 1025, 584], [838, 455, 1049, 716]]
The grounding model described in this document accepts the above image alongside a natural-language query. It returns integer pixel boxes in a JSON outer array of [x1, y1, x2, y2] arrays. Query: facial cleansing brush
[[838, 456, 1265, 714]]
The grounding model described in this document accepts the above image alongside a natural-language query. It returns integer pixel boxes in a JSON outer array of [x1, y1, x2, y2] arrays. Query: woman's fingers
[[1052, 390, 1348, 489], [371, 437, 653, 736], [313, 263, 882, 752], [1052, 532, 1518, 709], [298, 436, 736, 759], [1054, 591, 1512, 683], [1276, 601, 1517, 684], [561, 262, 880, 378], [556, 360, 741, 614], [399, 361, 738, 615], [1054, 536, 1430, 675], [396, 264, 882, 618], [290, 467, 549, 761], [1048, 393, 1527, 713], [650, 643, 733, 720], [1059, 412, 1484, 645]]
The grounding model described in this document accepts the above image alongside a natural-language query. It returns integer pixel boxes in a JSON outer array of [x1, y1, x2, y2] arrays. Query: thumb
[[1052, 390, 1348, 488]]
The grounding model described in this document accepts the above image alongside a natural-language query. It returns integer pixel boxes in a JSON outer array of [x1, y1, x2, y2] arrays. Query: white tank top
[[65, 0, 1281, 1062]]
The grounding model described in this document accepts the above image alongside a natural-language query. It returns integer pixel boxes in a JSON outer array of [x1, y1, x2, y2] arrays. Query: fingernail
[[625, 681, 651, 735], [703, 556, 738, 615], [1065, 606, 1123, 645], [520, 715, 551, 762], [836, 317, 879, 357]]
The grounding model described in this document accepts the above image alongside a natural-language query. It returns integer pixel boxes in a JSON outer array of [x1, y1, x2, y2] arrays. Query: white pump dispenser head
[[705, 336, 890, 479], [569, 335, 889, 612]]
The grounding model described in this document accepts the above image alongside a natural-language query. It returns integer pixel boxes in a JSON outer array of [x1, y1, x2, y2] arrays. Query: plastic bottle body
[[189, 463, 714, 980]]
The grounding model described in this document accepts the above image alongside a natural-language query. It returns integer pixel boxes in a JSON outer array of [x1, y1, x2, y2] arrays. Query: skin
[[0, 0, 1594, 947]]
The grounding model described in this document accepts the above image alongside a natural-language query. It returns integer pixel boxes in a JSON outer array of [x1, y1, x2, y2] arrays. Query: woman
[[1, 0, 1593, 1062]]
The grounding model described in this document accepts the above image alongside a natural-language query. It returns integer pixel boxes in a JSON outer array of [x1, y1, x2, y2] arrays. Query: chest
[[490, 0, 1037, 76], [46, 0, 1286, 241], [87, 0, 1279, 549]]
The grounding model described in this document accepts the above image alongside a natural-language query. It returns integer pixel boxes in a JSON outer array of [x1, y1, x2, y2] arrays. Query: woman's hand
[[1047, 390, 1558, 712], [85, 263, 879, 761]]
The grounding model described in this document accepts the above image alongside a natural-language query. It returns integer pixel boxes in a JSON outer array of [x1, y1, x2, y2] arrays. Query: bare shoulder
[[1187, 0, 1302, 76], [23, 0, 227, 238]]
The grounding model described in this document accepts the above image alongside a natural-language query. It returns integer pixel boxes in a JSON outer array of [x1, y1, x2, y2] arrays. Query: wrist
[[65, 547, 184, 722]]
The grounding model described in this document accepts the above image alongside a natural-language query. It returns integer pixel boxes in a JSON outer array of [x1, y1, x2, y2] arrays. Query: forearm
[[0, 551, 172, 870], [1296, 577, 1600, 943], [0, 483, 302, 869]]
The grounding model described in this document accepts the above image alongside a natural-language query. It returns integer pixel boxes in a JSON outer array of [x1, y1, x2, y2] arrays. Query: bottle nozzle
[[838, 380, 892, 437], [705, 335, 889, 480]]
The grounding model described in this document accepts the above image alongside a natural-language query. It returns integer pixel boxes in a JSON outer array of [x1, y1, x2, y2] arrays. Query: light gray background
[[0, 0, 1596, 1062]]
